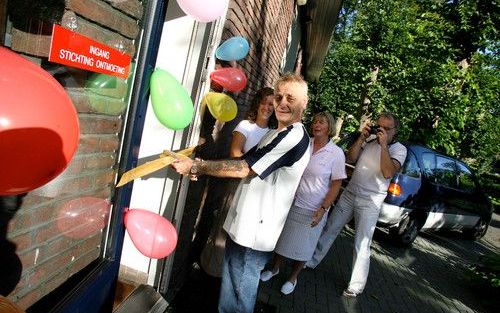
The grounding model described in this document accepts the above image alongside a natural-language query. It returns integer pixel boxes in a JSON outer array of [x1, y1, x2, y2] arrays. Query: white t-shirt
[[232, 119, 269, 153], [223, 122, 311, 251], [347, 139, 407, 198], [294, 139, 347, 211]]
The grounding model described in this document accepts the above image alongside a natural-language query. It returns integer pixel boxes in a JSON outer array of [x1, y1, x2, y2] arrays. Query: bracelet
[[320, 205, 330, 212], [190, 158, 203, 176]]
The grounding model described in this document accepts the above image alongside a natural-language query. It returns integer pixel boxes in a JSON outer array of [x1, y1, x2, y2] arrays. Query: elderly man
[[172, 73, 311, 313], [306, 112, 407, 298]]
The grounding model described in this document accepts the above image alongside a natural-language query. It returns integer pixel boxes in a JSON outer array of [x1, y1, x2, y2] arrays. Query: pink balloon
[[57, 197, 111, 239], [209, 67, 247, 92], [124, 208, 178, 259], [177, 0, 228, 22]]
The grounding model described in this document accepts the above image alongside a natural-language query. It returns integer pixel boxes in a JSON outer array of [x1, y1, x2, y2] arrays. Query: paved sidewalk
[[167, 213, 499, 313], [257, 213, 500, 313]]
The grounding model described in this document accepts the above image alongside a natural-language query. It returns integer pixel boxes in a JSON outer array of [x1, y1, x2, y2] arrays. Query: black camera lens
[[369, 125, 380, 134]]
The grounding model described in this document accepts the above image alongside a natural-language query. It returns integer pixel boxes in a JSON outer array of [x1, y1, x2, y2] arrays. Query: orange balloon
[[124, 209, 178, 259], [0, 296, 25, 313], [0, 47, 80, 195]]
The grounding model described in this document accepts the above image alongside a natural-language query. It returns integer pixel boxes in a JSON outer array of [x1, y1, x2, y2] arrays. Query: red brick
[[9, 205, 57, 234], [66, 0, 139, 39], [17, 248, 38, 271], [79, 116, 122, 134], [94, 169, 116, 187], [8, 232, 33, 253], [34, 221, 62, 244], [79, 134, 120, 153], [10, 27, 51, 57], [108, 0, 143, 19], [85, 154, 116, 170]]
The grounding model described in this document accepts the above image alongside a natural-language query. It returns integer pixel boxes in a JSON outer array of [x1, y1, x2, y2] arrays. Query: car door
[[454, 161, 485, 227], [420, 153, 460, 229]]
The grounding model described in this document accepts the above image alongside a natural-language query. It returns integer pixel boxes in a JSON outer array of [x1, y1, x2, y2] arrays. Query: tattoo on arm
[[200, 159, 252, 178]]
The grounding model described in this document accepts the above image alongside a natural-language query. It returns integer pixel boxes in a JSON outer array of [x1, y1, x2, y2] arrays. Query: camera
[[369, 125, 381, 135]]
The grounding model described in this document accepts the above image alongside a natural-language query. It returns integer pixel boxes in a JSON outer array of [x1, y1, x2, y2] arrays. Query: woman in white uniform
[[260, 111, 346, 295]]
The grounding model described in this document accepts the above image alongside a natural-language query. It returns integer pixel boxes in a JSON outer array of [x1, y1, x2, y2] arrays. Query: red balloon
[[124, 208, 178, 259], [0, 47, 80, 195], [209, 67, 247, 92], [56, 197, 111, 239]]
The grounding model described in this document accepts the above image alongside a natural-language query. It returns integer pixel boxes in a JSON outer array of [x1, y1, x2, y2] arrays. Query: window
[[422, 152, 435, 178], [457, 162, 477, 193], [401, 151, 421, 178], [434, 156, 458, 188]]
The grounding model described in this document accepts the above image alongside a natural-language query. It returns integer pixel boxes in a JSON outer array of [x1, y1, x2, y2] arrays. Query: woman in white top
[[230, 87, 276, 157], [260, 111, 347, 295], [200, 87, 276, 277]]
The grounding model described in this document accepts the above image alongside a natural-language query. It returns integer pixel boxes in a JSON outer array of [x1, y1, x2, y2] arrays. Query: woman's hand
[[311, 207, 325, 227]]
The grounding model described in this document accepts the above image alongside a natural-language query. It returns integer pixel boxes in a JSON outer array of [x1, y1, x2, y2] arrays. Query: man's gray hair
[[378, 112, 400, 131], [274, 73, 308, 100]]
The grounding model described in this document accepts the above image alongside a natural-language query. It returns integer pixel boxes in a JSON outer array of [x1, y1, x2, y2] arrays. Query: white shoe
[[280, 280, 297, 295], [260, 269, 279, 282], [342, 288, 360, 298]]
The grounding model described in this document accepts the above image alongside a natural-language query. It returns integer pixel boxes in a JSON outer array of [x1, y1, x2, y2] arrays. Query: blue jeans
[[218, 238, 271, 313]]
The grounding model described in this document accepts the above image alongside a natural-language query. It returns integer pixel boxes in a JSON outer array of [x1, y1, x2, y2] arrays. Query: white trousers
[[306, 189, 384, 293]]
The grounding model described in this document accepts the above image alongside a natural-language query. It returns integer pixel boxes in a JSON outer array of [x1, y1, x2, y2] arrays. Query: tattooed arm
[[171, 157, 255, 179]]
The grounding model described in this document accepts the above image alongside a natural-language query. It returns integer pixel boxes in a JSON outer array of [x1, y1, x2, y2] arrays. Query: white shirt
[[223, 122, 310, 251], [294, 139, 347, 211], [233, 119, 269, 153], [347, 140, 407, 197]]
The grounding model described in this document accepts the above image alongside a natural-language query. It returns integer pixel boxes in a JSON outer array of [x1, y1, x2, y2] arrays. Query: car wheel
[[389, 215, 419, 246], [463, 217, 489, 240]]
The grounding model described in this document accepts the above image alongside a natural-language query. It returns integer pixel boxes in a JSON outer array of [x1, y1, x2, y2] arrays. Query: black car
[[378, 144, 493, 245]]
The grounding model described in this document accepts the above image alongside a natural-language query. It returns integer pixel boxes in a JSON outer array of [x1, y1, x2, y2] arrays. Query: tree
[[310, 0, 499, 174]]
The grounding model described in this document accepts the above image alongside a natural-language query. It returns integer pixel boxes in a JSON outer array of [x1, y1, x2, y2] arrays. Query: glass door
[[0, 1, 168, 311]]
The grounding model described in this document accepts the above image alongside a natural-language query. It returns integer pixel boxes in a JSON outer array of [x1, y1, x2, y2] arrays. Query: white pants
[[306, 189, 384, 293]]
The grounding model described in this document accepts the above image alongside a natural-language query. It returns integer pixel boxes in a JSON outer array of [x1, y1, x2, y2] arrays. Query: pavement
[[167, 212, 500, 313]]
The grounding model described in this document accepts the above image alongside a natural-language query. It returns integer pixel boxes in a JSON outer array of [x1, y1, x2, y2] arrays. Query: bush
[[465, 253, 500, 289], [479, 173, 500, 213]]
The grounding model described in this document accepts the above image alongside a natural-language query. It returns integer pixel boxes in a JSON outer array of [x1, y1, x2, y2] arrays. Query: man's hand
[[311, 207, 325, 227], [171, 158, 194, 179], [376, 127, 389, 147], [360, 122, 371, 139]]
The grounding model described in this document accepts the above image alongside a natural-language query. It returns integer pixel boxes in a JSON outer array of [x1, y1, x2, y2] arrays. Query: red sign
[[49, 24, 131, 79]]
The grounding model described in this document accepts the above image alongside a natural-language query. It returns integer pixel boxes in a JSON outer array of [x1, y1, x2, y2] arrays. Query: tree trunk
[[358, 66, 379, 129], [332, 117, 344, 143]]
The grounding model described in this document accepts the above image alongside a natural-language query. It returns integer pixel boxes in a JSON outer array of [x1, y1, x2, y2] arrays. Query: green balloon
[[150, 69, 194, 130]]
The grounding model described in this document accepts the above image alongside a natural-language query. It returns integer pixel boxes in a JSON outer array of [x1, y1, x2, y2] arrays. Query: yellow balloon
[[202, 92, 238, 122]]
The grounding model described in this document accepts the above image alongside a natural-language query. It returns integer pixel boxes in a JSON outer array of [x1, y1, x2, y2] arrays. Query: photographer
[[305, 112, 407, 298]]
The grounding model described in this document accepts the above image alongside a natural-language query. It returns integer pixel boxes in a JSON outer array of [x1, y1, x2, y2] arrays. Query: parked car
[[337, 134, 493, 246], [377, 143, 493, 245]]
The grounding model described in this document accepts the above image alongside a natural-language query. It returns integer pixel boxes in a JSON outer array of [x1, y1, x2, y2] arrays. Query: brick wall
[[3, 0, 144, 309], [226, 0, 296, 113]]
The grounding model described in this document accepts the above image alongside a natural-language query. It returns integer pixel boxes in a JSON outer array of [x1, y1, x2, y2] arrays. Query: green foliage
[[466, 252, 500, 288], [480, 173, 500, 213], [312, 0, 500, 175]]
